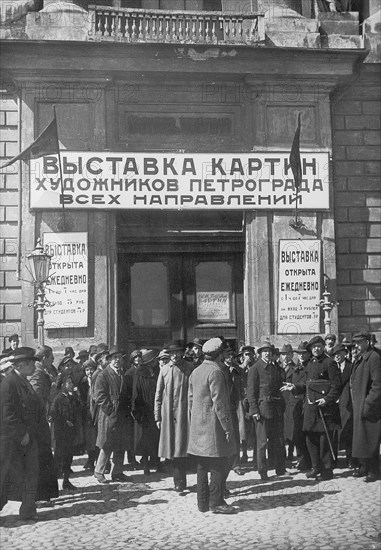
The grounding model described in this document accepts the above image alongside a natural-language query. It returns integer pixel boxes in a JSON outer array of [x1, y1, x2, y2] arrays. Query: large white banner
[[277, 239, 321, 335], [43, 232, 88, 328], [30, 151, 330, 210]]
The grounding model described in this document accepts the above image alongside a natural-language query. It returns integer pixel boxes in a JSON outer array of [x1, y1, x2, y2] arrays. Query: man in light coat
[[350, 331, 381, 483], [154, 341, 193, 492], [188, 338, 236, 514]]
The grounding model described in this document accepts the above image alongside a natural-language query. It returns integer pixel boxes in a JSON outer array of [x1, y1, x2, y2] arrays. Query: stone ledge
[[266, 32, 321, 49], [321, 34, 364, 49]]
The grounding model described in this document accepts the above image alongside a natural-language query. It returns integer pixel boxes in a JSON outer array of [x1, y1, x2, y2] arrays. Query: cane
[[318, 406, 336, 462]]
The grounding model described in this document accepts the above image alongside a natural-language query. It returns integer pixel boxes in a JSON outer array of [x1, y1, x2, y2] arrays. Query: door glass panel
[[131, 262, 169, 326], [196, 261, 233, 322]]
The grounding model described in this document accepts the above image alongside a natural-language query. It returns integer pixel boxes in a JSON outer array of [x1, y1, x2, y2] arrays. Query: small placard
[[197, 291, 230, 322]]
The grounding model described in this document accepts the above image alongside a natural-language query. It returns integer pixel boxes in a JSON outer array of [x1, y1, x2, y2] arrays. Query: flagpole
[[53, 106, 66, 231]]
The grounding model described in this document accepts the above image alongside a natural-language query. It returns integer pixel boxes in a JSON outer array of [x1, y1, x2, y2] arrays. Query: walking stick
[[318, 406, 336, 462]]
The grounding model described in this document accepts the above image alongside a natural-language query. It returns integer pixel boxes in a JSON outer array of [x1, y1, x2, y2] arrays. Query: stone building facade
[[0, 0, 380, 358]]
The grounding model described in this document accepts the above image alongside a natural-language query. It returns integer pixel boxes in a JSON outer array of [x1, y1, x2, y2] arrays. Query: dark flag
[[289, 112, 302, 190], [0, 115, 59, 171]]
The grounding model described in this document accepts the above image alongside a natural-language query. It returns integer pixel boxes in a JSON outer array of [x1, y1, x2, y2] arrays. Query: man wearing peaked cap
[[283, 335, 341, 481], [188, 338, 237, 514], [247, 340, 287, 480], [0, 355, 14, 381], [154, 339, 193, 492]]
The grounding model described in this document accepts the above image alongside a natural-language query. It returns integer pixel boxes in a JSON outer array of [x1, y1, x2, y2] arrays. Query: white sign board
[[30, 151, 330, 210], [43, 232, 88, 328], [197, 292, 230, 321], [277, 239, 321, 335]]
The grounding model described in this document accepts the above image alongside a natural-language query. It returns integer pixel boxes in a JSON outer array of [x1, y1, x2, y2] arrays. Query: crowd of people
[[0, 329, 380, 519]]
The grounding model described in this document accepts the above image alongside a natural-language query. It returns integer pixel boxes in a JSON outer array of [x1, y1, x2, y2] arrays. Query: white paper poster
[[43, 232, 88, 328], [277, 239, 321, 334]]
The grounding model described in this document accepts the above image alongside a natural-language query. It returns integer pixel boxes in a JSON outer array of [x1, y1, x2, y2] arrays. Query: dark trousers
[[196, 456, 228, 512], [54, 439, 74, 479], [306, 430, 334, 472], [359, 450, 380, 476], [294, 430, 311, 469], [255, 417, 285, 474], [172, 457, 188, 489]]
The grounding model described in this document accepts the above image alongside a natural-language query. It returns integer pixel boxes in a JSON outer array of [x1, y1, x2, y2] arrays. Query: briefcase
[[306, 380, 331, 404]]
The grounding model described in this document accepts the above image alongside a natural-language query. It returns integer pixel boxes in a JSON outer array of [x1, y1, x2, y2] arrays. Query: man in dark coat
[[51, 373, 81, 491], [284, 336, 341, 481], [93, 346, 134, 483], [29, 345, 56, 417], [131, 350, 160, 475], [281, 341, 311, 471], [332, 342, 354, 467], [280, 343, 297, 461], [0, 347, 57, 520], [188, 338, 236, 514], [350, 331, 381, 483], [247, 340, 287, 480]]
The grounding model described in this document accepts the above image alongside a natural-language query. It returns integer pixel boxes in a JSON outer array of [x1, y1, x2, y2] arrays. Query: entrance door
[[118, 251, 243, 355]]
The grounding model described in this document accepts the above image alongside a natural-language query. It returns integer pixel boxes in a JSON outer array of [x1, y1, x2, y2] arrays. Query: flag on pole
[[0, 115, 59, 171], [289, 112, 302, 190]]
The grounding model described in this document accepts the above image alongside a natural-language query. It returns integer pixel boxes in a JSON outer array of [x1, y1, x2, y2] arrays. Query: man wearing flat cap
[[154, 340, 193, 492], [188, 338, 236, 514], [350, 331, 381, 482], [247, 341, 287, 480], [93, 346, 133, 483], [283, 335, 341, 480]]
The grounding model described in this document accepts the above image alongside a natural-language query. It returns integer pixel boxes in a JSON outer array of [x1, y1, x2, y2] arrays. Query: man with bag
[[282, 335, 341, 481]]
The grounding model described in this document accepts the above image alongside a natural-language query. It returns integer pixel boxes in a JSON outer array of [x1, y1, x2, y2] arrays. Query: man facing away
[[188, 337, 237, 514], [154, 340, 193, 492]]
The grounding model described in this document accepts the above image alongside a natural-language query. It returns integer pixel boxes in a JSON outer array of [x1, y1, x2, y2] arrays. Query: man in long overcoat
[[247, 340, 287, 480], [132, 350, 161, 475], [0, 347, 58, 520], [284, 336, 341, 481], [93, 346, 134, 483], [188, 338, 236, 514], [350, 331, 381, 482], [154, 341, 193, 491], [332, 342, 354, 467], [282, 341, 311, 471]]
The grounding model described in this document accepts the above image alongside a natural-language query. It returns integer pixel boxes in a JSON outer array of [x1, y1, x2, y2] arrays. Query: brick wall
[[0, 93, 22, 350], [332, 64, 381, 340]]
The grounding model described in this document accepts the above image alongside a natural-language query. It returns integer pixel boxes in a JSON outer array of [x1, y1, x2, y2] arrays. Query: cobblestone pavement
[[1, 454, 380, 550]]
